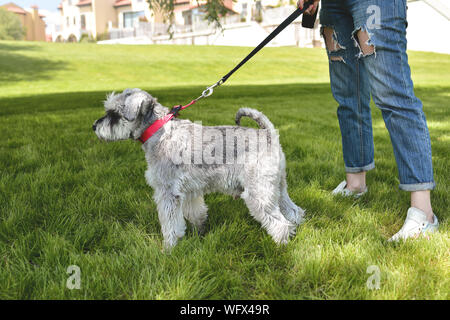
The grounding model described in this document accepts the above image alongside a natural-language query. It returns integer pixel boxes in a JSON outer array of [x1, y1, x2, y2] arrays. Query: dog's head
[[93, 88, 165, 141]]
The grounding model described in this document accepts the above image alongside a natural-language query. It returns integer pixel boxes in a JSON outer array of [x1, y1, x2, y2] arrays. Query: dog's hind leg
[[154, 190, 186, 250], [241, 185, 296, 244], [279, 175, 305, 225], [182, 195, 208, 234]]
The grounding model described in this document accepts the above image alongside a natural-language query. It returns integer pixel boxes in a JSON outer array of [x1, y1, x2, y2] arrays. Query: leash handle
[[302, 3, 318, 29]]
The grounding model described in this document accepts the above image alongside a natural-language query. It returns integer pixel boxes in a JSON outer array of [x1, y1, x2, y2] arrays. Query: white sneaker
[[331, 180, 367, 198], [388, 207, 439, 242]]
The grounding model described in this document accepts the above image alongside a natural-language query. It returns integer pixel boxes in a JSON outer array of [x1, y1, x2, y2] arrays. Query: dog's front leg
[[154, 191, 186, 250]]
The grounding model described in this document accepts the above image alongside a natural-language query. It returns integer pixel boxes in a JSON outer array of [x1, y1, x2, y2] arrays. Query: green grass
[[0, 41, 449, 300]]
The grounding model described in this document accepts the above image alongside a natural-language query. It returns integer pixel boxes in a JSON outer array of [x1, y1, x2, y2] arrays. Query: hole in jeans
[[322, 26, 345, 52], [330, 56, 344, 62], [321, 26, 346, 63], [353, 28, 376, 57]]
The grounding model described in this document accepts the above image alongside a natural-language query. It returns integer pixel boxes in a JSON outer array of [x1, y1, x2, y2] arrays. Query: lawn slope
[[0, 41, 449, 299]]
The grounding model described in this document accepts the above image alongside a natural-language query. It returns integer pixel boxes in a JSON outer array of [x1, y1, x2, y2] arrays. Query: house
[[55, 0, 154, 42], [0, 2, 46, 41], [56, 0, 116, 42], [54, 0, 263, 42], [99, 0, 319, 46]]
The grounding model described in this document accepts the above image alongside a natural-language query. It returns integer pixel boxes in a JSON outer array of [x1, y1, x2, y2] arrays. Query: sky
[[0, 0, 60, 12]]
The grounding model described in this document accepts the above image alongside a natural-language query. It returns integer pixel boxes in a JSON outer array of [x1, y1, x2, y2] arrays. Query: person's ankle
[[411, 190, 434, 223], [345, 172, 366, 192], [412, 206, 434, 223], [346, 181, 366, 193]]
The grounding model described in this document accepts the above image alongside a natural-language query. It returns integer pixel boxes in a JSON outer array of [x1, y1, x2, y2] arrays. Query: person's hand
[[297, 0, 320, 15]]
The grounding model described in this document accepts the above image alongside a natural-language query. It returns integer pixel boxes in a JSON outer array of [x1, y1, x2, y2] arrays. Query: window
[[183, 11, 192, 25], [123, 11, 145, 28], [241, 3, 248, 20], [81, 15, 86, 30]]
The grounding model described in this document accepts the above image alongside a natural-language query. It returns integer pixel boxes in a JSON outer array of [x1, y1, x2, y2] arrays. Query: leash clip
[[199, 79, 224, 100]]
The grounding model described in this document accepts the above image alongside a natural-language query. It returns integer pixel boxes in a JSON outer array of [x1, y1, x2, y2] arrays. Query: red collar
[[138, 100, 197, 144]]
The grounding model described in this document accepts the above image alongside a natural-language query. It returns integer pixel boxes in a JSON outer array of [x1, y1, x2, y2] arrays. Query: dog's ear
[[123, 92, 150, 121]]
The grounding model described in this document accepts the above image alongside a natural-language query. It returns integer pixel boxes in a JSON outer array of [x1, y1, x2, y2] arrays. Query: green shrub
[[0, 8, 24, 40], [80, 33, 95, 43], [95, 31, 110, 42]]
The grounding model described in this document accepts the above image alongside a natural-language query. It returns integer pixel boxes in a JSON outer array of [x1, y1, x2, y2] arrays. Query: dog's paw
[[284, 206, 305, 226], [269, 220, 297, 245], [195, 225, 206, 237]]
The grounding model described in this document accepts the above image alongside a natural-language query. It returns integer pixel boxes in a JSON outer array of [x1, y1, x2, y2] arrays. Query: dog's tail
[[235, 108, 275, 131]]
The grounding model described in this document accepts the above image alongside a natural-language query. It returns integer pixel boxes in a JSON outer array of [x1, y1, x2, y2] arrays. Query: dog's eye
[[107, 111, 122, 126]]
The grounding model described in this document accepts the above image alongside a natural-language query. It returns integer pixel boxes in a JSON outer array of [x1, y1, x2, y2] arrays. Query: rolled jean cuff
[[399, 182, 436, 192], [345, 162, 375, 173]]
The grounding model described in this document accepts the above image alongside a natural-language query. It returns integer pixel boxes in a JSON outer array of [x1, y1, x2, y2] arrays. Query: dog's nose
[[92, 122, 97, 131]]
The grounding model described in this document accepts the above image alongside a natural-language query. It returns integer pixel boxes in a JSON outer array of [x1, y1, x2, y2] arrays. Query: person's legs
[[348, 0, 435, 221], [320, 0, 374, 194]]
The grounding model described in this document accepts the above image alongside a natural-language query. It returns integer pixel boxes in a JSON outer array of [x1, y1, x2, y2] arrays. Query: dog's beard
[[95, 118, 134, 141]]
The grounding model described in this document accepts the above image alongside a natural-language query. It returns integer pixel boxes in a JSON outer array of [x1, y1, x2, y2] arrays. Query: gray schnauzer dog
[[93, 88, 304, 249]]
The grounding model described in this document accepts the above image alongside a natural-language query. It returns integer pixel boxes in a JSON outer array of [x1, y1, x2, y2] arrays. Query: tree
[[0, 8, 24, 40], [147, 0, 230, 27]]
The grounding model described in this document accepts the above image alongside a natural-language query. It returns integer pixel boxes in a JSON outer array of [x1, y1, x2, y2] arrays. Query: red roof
[[57, 3, 62, 9], [76, 0, 92, 6], [2, 3, 27, 15], [114, 0, 132, 7]]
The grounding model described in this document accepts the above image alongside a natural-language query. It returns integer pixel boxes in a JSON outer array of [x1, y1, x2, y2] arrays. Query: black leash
[[196, 1, 315, 100]]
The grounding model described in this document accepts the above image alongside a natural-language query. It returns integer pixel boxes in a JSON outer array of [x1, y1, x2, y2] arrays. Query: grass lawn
[[0, 41, 448, 300]]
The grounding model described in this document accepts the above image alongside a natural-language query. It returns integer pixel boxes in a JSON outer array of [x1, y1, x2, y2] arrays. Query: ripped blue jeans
[[320, 0, 435, 191]]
